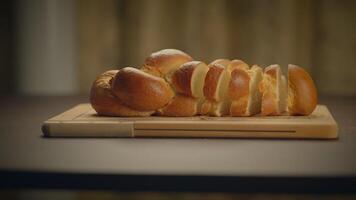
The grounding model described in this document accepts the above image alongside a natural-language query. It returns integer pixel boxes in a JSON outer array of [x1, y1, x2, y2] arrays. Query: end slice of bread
[[287, 64, 317, 115]]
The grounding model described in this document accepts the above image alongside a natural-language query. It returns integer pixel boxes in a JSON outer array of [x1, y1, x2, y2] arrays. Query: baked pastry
[[228, 59, 249, 70], [141, 49, 193, 81], [201, 59, 232, 116], [287, 64, 317, 115], [90, 70, 153, 116], [171, 61, 209, 98], [158, 95, 198, 117], [158, 61, 209, 116], [229, 65, 263, 116], [259, 64, 288, 116], [90, 49, 318, 117], [259, 64, 318, 116], [111, 67, 174, 111]]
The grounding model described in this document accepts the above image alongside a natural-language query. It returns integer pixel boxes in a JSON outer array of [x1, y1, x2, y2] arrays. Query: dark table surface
[[0, 96, 355, 193]]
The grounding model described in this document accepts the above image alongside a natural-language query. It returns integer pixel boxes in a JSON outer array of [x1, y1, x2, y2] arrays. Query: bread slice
[[201, 59, 232, 116], [287, 64, 317, 115], [259, 64, 288, 116], [160, 61, 208, 117], [171, 61, 209, 98], [229, 65, 263, 116]]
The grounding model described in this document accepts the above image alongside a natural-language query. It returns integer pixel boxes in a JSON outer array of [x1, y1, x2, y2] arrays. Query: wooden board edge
[[42, 121, 134, 138], [320, 105, 339, 139], [41, 122, 50, 137], [134, 130, 337, 139], [48, 103, 92, 121], [41, 103, 339, 139]]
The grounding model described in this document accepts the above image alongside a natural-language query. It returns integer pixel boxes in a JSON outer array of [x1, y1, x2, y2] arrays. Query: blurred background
[[1, 0, 356, 96]]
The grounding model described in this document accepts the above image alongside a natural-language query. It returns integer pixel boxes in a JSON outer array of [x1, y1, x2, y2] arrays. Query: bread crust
[[229, 68, 250, 100], [142, 49, 193, 77], [228, 59, 249, 71], [202, 59, 232, 116], [90, 49, 317, 117], [210, 59, 231, 67], [111, 67, 174, 111], [229, 68, 250, 116], [158, 95, 198, 116], [288, 64, 317, 115], [203, 64, 225, 100], [90, 70, 153, 117], [171, 61, 201, 96], [200, 100, 212, 115]]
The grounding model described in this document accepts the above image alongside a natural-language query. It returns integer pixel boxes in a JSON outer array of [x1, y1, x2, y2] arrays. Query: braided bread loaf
[[90, 49, 317, 117]]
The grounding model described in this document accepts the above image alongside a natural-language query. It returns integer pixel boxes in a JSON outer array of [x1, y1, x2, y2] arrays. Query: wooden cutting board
[[42, 104, 338, 139]]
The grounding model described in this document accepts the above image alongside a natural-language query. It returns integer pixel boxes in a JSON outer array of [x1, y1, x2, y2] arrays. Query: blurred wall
[[76, 0, 356, 96], [2, 0, 356, 96], [17, 0, 77, 95]]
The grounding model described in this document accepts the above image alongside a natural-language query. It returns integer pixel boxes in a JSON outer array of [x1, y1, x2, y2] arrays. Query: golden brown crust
[[90, 70, 153, 117], [202, 59, 232, 116], [203, 64, 225, 100], [200, 100, 212, 115], [203, 59, 232, 101], [111, 67, 174, 111], [210, 59, 231, 67], [91, 49, 317, 118], [228, 59, 249, 71], [229, 68, 250, 116], [171, 61, 208, 98], [142, 49, 193, 77], [171, 61, 199, 96], [229, 68, 250, 100], [141, 66, 162, 77], [288, 64, 317, 115], [158, 95, 198, 116]]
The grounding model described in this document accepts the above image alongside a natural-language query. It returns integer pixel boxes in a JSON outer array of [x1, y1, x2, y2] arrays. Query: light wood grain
[[42, 104, 338, 139]]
